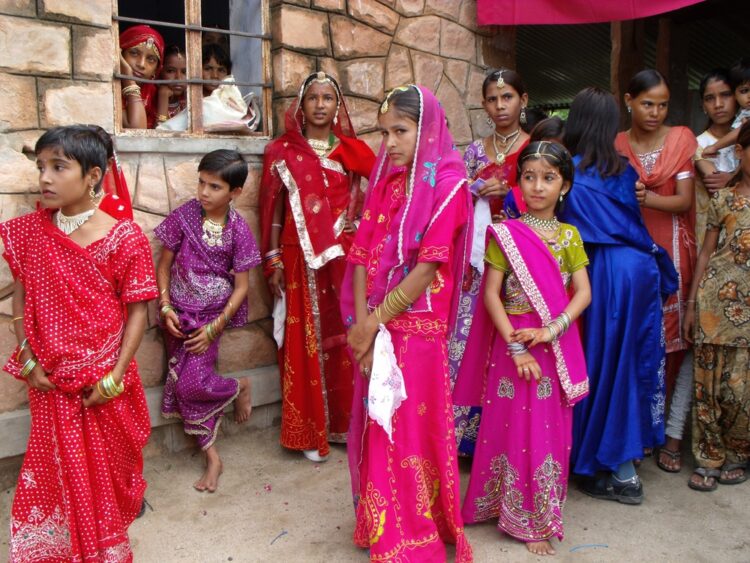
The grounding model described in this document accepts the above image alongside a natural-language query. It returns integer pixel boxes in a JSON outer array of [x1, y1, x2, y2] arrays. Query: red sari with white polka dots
[[0, 209, 158, 563]]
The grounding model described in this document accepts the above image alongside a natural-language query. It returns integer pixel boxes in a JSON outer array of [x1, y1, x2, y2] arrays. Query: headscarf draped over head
[[119, 25, 165, 128], [119, 25, 165, 71], [260, 71, 363, 261], [344, 85, 472, 332]]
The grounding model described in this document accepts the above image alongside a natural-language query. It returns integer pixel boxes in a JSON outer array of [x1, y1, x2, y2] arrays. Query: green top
[[485, 223, 589, 274]]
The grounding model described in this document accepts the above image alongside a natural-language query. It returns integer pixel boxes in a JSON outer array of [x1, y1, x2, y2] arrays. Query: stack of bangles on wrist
[[122, 84, 143, 104], [16, 338, 38, 379], [507, 341, 528, 357], [263, 249, 283, 277], [97, 372, 124, 400], [160, 302, 176, 319], [544, 311, 571, 341], [374, 287, 411, 324]]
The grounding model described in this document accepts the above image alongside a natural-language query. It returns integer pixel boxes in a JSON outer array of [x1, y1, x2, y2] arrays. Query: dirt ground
[[1, 425, 748, 562]]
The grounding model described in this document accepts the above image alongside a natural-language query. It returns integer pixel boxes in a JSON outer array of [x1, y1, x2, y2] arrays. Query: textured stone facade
[[0, 0, 513, 423], [270, 0, 515, 149]]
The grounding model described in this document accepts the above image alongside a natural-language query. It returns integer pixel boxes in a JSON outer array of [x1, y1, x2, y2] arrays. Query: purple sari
[[454, 220, 588, 542], [154, 199, 261, 449]]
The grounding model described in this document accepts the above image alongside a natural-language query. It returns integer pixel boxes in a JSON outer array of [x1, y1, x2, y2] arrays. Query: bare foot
[[193, 447, 223, 493], [526, 540, 556, 556], [234, 377, 252, 424]]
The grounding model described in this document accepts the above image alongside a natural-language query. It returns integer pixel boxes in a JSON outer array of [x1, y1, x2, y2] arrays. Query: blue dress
[[560, 158, 678, 475]]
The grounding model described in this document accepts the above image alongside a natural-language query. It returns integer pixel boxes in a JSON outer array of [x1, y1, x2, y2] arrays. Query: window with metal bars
[[113, 0, 272, 137]]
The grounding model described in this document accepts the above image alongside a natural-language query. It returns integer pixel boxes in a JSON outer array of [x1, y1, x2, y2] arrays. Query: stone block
[[385, 45, 412, 91], [272, 5, 330, 55], [0, 324, 26, 413], [273, 97, 296, 135], [235, 162, 263, 210], [477, 31, 515, 68], [466, 65, 486, 107], [164, 156, 199, 210], [345, 96, 380, 134], [0, 15, 69, 75], [0, 0, 35, 18], [459, 0, 481, 32], [132, 209, 167, 258], [72, 26, 112, 80], [394, 16, 440, 54], [40, 80, 114, 130], [348, 0, 399, 34], [0, 146, 38, 193], [411, 51, 443, 93], [247, 267, 271, 323], [445, 59, 469, 94], [41, 0, 110, 26], [330, 15, 391, 60], [134, 155, 170, 215], [272, 49, 315, 98], [425, 0, 460, 19], [358, 130, 382, 155], [217, 322, 277, 373], [0, 74, 38, 132], [378, 0, 396, 7], [440, 20, 476, 62], [136, 328, 166, 388], [394, 0, 425, 16], [318, 57, 340, 83], [339, 58, 385, 101], [312, 0, 345, 11], [470, 107, 493, 139], [436, 78, 472, 145]]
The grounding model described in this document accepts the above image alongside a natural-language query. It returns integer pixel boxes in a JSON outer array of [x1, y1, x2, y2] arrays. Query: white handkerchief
[[272, 294, 286, 348], [470, 197, 491, 272], [367, 324, 407, 443]]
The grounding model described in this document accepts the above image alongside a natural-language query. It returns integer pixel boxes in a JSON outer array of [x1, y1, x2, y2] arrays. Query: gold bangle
[[20, 357, 37, 378], [374, 306, 383, 324], [16, 338, 29, 362]]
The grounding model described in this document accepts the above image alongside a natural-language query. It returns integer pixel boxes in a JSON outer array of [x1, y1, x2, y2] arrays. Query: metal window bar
[[112, 15, 271, 40], [113, 2, 272, 137], [112, 75, 272, 88]]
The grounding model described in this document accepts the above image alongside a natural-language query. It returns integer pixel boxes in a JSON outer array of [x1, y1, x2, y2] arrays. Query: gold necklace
[[492, 132, 520, 165], [494, 128, 520, 145], [307, 137, 332, 157]]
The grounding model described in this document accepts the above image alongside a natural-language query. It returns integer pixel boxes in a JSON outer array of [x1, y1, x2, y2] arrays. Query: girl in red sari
[[119, 25, 165, 129], [260, 72, 375, 462], [1, 126, 158, 562], [615, 70, 697, 469]]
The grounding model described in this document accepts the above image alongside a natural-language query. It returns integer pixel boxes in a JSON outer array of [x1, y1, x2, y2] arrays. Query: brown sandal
[[656, 448, 681, 473], [688, 468, 720, 492]]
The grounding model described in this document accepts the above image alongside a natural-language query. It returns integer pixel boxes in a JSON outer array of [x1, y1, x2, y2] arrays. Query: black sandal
[[688, 468, 720, 492], [718, 462, 748, 485], [656, 448, 682, 473]]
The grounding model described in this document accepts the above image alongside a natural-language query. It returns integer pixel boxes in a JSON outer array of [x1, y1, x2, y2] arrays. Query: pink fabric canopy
[[477, 0, 705, 25]]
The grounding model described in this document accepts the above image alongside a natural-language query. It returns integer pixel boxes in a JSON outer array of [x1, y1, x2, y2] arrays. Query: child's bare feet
[[234, 377, 252, 423], [194, 447, 223, 493], [527, 540, 556, 556]]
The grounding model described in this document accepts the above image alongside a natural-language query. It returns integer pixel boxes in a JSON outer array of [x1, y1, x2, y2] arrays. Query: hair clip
[[380, 85, 411, 114]]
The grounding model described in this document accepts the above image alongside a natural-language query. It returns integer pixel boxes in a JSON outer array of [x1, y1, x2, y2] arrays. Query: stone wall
[[0, 1, 278, 418], [0, 0, 514, 420], [270, 0, 515, 148]]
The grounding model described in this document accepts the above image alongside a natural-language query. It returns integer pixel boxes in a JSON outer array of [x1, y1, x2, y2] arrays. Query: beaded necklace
[[55, 208, 96, 235]]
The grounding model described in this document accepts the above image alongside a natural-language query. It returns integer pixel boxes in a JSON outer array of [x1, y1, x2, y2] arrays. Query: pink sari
[[454, 220, 588, 542], [343, 86, 473, 562]]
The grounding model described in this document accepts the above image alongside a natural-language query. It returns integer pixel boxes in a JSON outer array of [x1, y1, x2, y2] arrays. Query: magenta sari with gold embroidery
[[454, 220, 588, 542]]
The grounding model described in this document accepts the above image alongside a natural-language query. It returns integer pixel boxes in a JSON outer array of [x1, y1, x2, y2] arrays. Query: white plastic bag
[[157, 76, 260, 132]]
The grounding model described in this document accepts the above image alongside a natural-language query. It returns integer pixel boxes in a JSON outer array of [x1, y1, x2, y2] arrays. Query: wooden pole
[[186, 0, 203, 134], [611, 20, 645, 130]]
